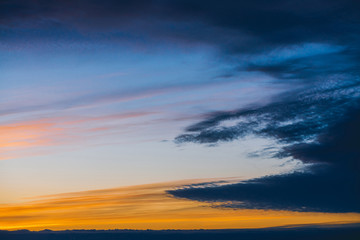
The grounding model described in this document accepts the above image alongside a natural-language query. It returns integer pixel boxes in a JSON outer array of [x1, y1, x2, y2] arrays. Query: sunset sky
[[1, 0, 360, 231]]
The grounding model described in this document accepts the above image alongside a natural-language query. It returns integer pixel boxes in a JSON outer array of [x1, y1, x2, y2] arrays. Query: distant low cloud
[[1, 179, 358, 230]]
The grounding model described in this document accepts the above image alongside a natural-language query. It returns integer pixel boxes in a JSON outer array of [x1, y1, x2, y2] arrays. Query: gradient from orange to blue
[[1, 179, 360, 230], [1, 0, 360, 231]]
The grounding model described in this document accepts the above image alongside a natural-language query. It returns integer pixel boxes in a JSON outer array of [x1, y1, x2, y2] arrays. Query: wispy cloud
[[0, 120, 63, 160], [0, 112, 156, 160]]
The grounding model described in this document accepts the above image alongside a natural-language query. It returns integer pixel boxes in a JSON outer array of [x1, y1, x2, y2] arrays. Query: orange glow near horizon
[[1, 179, 359, 230]]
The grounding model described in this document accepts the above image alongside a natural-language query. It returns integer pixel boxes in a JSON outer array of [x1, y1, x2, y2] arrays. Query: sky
[[1, 0, 360, 230]]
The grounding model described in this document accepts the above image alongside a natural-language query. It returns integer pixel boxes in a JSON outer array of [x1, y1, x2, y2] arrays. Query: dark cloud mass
[[2, 1, 360, 212], [167, 1, 359, 212], [1, 0, 360, 53], [172, 107, 360, 212]]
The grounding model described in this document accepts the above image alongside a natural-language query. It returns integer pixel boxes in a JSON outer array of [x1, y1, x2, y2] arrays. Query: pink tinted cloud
[[0, 111, 157, 161]]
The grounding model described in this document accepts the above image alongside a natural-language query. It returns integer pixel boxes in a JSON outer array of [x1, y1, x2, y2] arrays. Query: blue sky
[[1, 0, 359, 226], [0, 38, 297, 203]]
